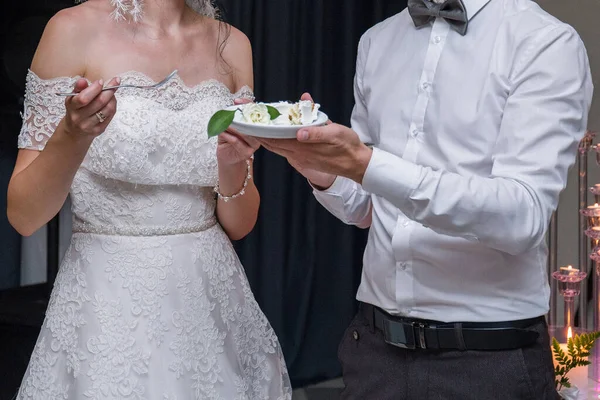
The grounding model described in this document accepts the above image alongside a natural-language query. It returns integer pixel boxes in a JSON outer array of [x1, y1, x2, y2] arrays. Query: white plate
[[226, 105, 328, 139]]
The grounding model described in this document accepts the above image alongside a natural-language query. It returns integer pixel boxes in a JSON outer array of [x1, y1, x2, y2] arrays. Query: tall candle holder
[[587, 232, 600, 333], [548, 211, 559, 327], [588, 243, 600, 386], [582, 205, 600, 333], [578, 132, 595, 329], [590, 143, 600, 333], [553, 266, 588, 329], [587, 140, 600, 387]]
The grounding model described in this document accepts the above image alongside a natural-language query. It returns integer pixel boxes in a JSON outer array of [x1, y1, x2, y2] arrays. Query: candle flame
[[568, 326, 573, 340], [567, 265, 573, 270]]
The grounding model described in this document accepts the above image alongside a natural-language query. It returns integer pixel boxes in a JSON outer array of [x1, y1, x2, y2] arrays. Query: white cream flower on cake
[[241, 103, 271, 125], [288, 104, 303, 125]]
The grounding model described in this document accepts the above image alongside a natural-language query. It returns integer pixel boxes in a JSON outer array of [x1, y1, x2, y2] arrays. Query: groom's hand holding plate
[[258, 93, 373, 185]]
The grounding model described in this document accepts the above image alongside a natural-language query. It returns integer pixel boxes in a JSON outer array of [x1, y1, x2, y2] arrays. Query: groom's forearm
[[312, 176, 372, 228]]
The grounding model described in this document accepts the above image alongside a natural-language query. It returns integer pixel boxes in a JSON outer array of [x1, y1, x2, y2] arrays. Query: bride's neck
[[137, 0, 191, 33]]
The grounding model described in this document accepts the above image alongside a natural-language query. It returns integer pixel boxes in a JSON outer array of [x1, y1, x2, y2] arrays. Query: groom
[[259, 0, 593, 398]]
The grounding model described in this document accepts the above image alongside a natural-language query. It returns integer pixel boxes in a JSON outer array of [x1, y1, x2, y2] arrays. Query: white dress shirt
[[313, 0, 593, 322]]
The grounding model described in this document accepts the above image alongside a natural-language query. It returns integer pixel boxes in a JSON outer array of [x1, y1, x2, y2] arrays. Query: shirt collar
[[462, 0, 492, 20]]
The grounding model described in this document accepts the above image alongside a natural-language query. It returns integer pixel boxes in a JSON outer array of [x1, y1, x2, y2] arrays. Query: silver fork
[[55, 70, 178, 96]]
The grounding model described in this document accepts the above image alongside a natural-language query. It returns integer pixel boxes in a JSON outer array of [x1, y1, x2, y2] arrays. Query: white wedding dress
[[15, 70, 292, 400]]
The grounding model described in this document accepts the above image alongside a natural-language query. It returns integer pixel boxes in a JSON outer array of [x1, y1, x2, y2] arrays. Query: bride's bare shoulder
[[30, 1, 111, 79], [219, 24, 253, 90]]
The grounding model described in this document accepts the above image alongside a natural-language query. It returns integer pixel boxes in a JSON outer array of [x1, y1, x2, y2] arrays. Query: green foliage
[[266, 105, 281, 120], [553, 331, 600, 390], [207, 109, 237, 138]]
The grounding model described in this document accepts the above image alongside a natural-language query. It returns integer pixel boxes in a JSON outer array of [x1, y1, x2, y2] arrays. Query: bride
[[7, 0, 292, 398]]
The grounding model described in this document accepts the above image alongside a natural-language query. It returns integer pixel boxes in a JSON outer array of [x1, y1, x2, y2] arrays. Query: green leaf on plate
[[266, 105, 281, 120], [207, 109, 236, 138]]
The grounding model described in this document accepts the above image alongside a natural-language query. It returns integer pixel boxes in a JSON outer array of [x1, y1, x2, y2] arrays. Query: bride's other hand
[[233, 97, 252, 106], [217, 129, 260, 166], [217, 97, 259, 166], [64, 76, 120, 138]]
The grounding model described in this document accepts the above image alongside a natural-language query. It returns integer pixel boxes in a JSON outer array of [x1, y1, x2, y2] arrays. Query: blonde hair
[[75, 0, 218, 22]]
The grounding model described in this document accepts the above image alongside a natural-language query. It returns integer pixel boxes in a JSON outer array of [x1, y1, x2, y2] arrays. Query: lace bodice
[[18, 70, 254, 233]]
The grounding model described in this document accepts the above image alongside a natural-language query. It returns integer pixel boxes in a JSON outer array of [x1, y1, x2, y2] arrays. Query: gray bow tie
[[407, 0, 468, 36]]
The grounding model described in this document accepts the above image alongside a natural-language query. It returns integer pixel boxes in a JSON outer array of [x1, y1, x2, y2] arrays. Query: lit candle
[[560, 265, 580, 276], [589, 203, 600, 212], [553, 327, 590, 391], [553, 327, 573, 367]]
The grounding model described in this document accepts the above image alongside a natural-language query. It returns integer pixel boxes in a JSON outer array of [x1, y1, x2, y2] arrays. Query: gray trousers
[[338, 310, 559, 399]]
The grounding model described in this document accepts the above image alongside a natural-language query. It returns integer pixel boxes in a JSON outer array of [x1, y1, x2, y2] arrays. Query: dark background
[[0, 0, 407, 397]]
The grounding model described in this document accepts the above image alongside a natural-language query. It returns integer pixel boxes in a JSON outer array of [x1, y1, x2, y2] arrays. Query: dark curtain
[[0, 116, 20, 290], [0, 2, 28, 290], [219, 0, 407, 387]]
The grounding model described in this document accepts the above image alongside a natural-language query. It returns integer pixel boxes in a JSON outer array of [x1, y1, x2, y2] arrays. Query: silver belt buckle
[[382, 319, 427, 350], [415, 322, 427, 349], [382, 318, 415, 349]]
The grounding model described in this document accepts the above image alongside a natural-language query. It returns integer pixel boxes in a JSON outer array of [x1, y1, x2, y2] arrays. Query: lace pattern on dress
[[18, 71, 77, 150], [17, 70, 254, 151]]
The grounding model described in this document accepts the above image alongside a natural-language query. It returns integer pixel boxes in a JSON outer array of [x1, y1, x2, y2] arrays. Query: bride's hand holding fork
[[62, 77, 120, 139]]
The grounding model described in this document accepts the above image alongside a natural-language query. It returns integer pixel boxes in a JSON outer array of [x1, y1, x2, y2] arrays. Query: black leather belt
[[360, 302, 542, 351]]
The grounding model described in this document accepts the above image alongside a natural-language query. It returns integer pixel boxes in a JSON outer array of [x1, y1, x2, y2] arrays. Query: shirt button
[[421, 81, 430, 90], [410, 129, 419, 138], [352, 330, 359, 340], [433, 36, 442, 44], [398, 262, 407, 270]]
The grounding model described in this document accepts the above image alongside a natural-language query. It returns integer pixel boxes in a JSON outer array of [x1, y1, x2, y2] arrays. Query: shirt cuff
[[309, 175, 348, 195], [361, 147, 422, 204]]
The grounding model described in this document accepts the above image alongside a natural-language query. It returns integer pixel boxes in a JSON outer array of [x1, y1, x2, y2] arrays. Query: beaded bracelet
[[214, 155, 254, 202]]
